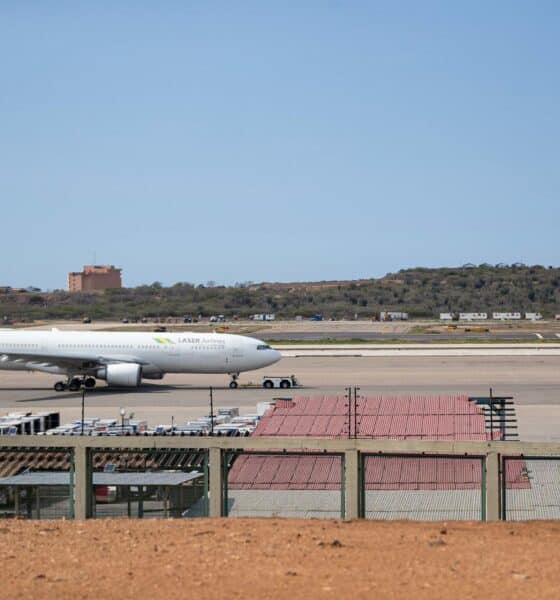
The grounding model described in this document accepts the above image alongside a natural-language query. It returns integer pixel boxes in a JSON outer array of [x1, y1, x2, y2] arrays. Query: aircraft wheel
[[229, 380, 238, 389], [54, 381, 66, 392], [84, 377, 96, 389], [68, 379, 81, 392]]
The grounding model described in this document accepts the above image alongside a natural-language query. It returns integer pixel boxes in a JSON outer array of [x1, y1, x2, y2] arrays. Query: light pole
[[81, 388, 85, 436], [209, 387, 214, 435], [119, 407, 125, 434]]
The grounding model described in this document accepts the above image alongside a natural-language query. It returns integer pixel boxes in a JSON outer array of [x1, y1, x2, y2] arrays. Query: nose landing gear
[[229, 373, 240, 389]]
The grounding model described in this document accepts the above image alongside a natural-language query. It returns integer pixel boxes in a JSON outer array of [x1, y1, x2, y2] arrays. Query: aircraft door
[[162, 339, 180, 369], [227, 336, 245, 371]]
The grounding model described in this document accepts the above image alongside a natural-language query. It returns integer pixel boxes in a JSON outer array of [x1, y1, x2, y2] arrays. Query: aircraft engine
[[97, 363, 142, 387]]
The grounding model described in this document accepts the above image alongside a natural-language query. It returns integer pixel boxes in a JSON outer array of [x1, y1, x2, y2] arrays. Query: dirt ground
[[1, 519, 559, 599]]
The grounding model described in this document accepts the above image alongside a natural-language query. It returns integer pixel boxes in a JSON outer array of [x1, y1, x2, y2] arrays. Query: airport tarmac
[[0, 355, 559, 440], [263, 331, 560, 341]]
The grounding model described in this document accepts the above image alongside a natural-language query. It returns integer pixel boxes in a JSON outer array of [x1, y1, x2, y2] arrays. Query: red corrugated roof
[[228, 395, 528, 491], [251, 395, 497, 440]]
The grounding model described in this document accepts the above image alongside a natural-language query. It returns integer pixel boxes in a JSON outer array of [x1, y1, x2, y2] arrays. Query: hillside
[[1, 264, 559, 321]]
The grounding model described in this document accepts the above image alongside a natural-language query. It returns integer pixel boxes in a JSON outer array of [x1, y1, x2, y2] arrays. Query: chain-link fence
[[8, 444, 560, 522], [361, 454, 485, 520], [225, 452, 344, 518], [0, 448, 74, 519], [502, 456, 558, 520], [90, 448, 208, 519]]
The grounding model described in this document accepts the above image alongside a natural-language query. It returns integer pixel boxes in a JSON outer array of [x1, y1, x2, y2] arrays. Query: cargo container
[[380, 311, 409, 321], [0, 411, 60, 434], [459, 313, 488, 321], [439, 313, 454, 320]]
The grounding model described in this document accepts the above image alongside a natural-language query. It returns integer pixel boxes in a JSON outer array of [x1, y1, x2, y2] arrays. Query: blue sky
[[1, 1, 559, 289]]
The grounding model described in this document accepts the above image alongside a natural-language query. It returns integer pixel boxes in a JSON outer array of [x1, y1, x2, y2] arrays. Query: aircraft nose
[[271, 348, 282, 363], [247, 336, 282, 366]]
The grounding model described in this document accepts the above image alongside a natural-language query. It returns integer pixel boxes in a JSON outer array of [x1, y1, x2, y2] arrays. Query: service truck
[[262, 375, 299, 389]]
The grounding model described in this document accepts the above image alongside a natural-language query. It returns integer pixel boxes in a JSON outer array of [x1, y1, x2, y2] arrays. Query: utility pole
[[81, 388, 85, 435], [345, 387, 352, 439], [489, 387, 493, 436], [344, 386, 361, 439], [209, 386, 215, 435], [353, 386, 360, 439]]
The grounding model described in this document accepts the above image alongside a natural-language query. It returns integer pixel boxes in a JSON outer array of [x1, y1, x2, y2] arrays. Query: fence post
[[485, 451, 500, 521], [344, 449, 360, 520], [209, 446, 223, 517], [74, 445, 89, 520]]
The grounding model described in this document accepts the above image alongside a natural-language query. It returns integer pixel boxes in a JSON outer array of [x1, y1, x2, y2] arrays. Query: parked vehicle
[[95, 485, 117, 503], [525, 312, 543, 320], [262, 375, 299, 389]]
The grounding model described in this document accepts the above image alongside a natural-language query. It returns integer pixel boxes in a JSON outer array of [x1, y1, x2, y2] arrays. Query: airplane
[[0, 329, 282, 392]]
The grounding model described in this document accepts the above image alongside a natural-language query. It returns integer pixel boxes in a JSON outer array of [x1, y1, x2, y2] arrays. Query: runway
[[263, 331, 560, 342], [0, 355, 559, 441]]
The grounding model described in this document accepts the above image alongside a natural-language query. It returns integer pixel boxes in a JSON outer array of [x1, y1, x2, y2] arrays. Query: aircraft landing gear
[[53, 377, 96, 392], [229, 373, 240, 389], [68, 378, 81, 392]]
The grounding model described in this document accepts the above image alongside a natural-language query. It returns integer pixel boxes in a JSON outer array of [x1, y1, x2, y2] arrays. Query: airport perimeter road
[[0, 356, 559, 439]]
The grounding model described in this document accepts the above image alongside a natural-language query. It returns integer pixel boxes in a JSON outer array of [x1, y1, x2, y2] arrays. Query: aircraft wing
[[0, 352, 150, 371]]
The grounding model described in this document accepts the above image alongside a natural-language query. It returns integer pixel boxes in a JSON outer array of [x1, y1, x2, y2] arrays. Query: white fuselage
[[0, 330, 281, 380]]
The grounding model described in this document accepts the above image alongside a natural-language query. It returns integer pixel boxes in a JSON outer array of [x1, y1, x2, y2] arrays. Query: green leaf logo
[[154, 337, 174, 344]]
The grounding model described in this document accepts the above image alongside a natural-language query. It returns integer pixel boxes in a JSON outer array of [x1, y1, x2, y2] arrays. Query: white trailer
[[525, 312, 543, 320], [492, 312, 522, 320], [380, 311, 409, 321], [459, 313, 488, 321], [439, 313, 454, 320]]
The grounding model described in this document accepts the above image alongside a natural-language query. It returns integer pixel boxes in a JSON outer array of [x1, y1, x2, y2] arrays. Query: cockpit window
[[257, 344, 271, 350]]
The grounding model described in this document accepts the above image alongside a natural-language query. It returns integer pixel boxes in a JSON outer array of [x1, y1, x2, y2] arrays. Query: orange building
[[68, 265, 122, 292]]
